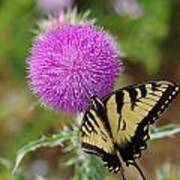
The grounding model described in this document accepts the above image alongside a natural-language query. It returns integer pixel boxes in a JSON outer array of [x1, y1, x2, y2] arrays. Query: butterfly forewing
[[104, 81, 179, 163]]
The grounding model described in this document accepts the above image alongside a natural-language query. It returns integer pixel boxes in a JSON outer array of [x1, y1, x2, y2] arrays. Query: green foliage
[[0, 0, 36, 78], [121, 0, 171, 74], [74, 155, 106, 180], [0, 157, 26, 180]]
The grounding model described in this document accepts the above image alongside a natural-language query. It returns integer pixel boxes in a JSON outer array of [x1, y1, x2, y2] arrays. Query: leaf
[[150, 124, 180, 140], [13, 128, 77, 174], [74, 154, 106, 180]]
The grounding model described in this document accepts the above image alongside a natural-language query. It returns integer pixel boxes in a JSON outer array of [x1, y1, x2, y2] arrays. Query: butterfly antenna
[[129, 162, 146, 180], [120, 167, 126, 180]]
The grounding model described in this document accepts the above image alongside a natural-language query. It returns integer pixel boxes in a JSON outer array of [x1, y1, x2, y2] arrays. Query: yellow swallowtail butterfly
[[80, 81, 179, 180]]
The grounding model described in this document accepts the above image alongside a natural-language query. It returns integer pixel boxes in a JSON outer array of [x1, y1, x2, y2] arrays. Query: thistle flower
[[28, 12, 123, 113]]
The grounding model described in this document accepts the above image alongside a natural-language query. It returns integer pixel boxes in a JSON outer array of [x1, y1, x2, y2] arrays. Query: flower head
[[28, 17, 123, 113]]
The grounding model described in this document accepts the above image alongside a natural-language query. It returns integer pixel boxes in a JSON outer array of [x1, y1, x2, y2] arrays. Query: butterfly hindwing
[[103, 81, 179, 163], [80, 97, 121, 173]]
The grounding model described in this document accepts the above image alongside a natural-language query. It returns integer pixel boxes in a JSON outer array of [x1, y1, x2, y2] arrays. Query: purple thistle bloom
[[28, 24, 122, 113]]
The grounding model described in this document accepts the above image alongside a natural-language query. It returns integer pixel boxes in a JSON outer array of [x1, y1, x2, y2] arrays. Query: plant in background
[[37, 0, 74, 14], [111, 0, 143, 19]]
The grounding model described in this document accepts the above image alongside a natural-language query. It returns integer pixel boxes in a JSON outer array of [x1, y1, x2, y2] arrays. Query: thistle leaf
[[13, 128, 77, 174], [150, 124, 180, 140]]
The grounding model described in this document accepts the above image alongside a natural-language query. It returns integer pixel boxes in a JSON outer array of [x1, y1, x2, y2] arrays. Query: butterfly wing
[[103, 81, 179, 164], [80, 97, 121, 173]]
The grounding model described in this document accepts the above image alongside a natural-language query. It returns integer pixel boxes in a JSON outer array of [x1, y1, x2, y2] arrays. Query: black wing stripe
[[88, 111, 100, 128], [114, 91, 124, 132], [151, 82, 157, 91], [91, 98, 113, 138], [84, 116, 97, 133], [81, 113, 99, 136], [126, 87, 138, 103], [126, 88, 138, 110], [115, 91, 124, 114], [139, 85, 147, 97], [82, 143, 108, 156]]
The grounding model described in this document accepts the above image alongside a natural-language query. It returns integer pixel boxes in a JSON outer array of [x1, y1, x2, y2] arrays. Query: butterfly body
[[80, 81, 179, 179]]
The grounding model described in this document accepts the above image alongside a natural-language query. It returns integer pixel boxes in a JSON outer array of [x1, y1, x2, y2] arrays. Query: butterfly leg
[[128, 161, 146, 180], [119, 167, 126, 180]]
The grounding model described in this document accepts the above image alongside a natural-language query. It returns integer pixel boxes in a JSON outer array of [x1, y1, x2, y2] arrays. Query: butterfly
[[80, 81, 179, 180]]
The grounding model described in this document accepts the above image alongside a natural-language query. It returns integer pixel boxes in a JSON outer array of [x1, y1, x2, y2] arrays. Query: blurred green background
[[0, 0, 180, 179]]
